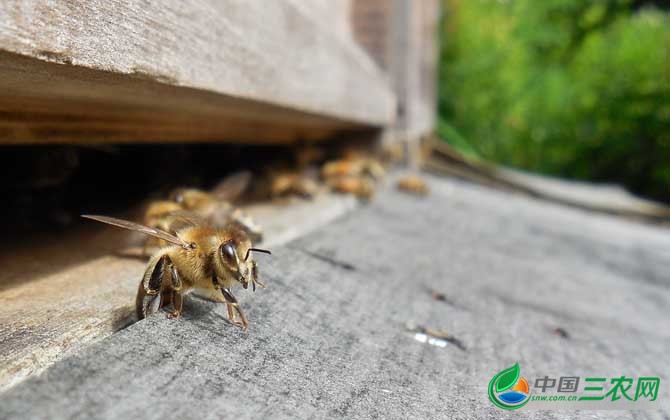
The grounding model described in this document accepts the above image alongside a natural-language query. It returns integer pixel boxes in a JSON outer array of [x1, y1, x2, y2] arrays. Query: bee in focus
[[83, 215, 271, 330], [143, 171, 263, 252], [396, 174, 429, 196]]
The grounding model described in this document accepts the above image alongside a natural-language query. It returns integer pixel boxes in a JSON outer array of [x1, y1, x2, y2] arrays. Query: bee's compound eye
[[220, 242, 237, 264]]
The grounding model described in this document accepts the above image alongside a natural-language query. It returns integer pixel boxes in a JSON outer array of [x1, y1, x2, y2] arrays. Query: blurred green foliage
[[438, 0, 670, 202]]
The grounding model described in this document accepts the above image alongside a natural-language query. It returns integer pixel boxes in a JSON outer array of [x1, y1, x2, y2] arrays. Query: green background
[[438, 0, 670, 202]]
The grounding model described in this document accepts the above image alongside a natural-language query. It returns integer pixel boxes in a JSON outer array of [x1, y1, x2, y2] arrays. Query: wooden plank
[[349, 0, 439, 151], [0, 54, 359, 144], [0, 1, 395, 144], [424, 138, 670, 221], [2, 173, 670, 417], [389, 0, 439, 142], [0, 192, 357, 391]]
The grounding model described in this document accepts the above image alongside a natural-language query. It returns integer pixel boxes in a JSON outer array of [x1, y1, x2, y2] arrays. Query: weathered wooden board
[[0, 192, 357, 391], [389, 0, 439, 142], [1, 173, 669, 418], [0, 1, 395, 144], [425, 138, 670, 221], [350, 0, 440, 139]]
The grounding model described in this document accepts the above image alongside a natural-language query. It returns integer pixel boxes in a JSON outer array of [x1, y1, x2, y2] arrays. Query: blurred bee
[[82, 215, 271, 330], [327, 176, 375, 200], [321, 149, 386, 180], [294, 144, 325, 169], [321, 152, 385, 200], [396, 174, 429, 196], [320, 156, 385, 181], [268, 169, 319, 200], [143, 171, 262, 252], [380, 142, 406, 165]]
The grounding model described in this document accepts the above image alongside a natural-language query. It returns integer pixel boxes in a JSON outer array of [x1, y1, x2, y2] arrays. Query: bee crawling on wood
[[321, 153, 385, 200], [327, 176, 375, 200], [82, 215, 271, 330], [320, 156, 385, 181], [396, 174, 429, 196], [267, 169, 319, 200]]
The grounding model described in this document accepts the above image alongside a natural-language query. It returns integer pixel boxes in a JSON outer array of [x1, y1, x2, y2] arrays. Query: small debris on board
[[551, 327, 570, 339], [397, 174, 429, 196], [405, 322, 466, 351], [424, 286, 464, 308]]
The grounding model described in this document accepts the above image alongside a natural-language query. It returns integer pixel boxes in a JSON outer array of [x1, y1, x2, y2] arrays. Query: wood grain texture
[[389, 0, 439, 141], [425, 138, 670, 221], [0, 192, 357, 391], [0, 1, 395, 144], [1, 173, 669, 418]]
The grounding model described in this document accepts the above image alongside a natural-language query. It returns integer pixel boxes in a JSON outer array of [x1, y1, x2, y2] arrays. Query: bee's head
[[218, 241, 271, 288], [215, 239, 245, 287], [213, 224, 269, 289]]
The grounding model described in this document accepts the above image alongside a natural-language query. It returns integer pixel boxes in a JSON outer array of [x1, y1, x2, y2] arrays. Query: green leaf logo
[[488, 363, 530, 410], [495, 363, 520, 393]]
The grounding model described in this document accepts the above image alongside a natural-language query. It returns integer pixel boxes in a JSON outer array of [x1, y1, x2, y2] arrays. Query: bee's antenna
[[244, 248, 272, 261]]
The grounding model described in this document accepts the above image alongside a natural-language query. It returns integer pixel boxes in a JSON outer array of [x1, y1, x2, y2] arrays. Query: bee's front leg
[[251, 260, 266, 292], [221, 288, 249, 330]]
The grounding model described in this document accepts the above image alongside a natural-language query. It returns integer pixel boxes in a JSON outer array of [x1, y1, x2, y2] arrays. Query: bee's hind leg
[[167, 265, 183, 319], [137, 254, 182, 319], [137, 254, 169, 318]]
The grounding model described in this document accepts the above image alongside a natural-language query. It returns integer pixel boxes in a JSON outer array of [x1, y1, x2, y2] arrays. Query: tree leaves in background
[[438, 0, 670, 202]]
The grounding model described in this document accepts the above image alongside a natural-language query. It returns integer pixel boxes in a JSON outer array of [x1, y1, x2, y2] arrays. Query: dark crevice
[[290, 247, 357, 271]]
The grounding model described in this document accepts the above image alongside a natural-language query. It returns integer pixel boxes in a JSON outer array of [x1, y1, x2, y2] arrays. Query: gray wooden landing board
[[1, 174, 669, 419]]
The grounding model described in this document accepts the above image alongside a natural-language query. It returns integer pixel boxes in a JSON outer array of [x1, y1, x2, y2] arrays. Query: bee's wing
[[161, 211, 209, 231], [211, 170, 252, 201], [81, 215, 194, 249]]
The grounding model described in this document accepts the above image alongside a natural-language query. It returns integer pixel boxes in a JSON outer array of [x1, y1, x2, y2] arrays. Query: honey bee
[[396, 174, 429, 196], [268, 169, 319, 200], [144, 200, 184, 233], [320, 156, 385, 181], [321, 150, 386, 180], [82, 214, 271, 330], [143, 171, 263, 252], [327, 176, 375, 200], [319, 151, 386, 200]]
